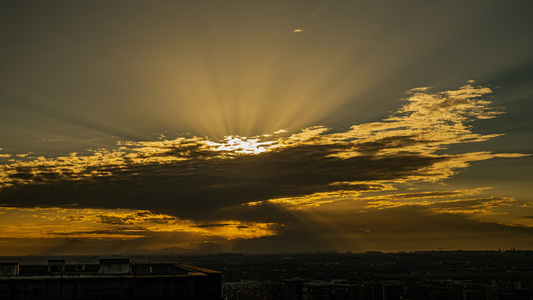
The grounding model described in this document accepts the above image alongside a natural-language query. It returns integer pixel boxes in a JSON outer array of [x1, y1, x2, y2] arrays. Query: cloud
[[192, 224, 232, 228], [423, 197, 516, 214], [0, 206, 277, 251], [0, 193, 531, 254], [0, 83, 530, 253], [233, 222, 533, 254], [1, 84, 527, 215], [215, 203, 533, 253], [50, 228, 149, 238]]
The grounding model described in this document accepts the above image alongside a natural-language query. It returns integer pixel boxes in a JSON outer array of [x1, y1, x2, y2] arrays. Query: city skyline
[[0, 1, 532, 255]]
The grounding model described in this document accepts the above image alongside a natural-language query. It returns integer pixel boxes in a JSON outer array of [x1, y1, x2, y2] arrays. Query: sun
[[206, 135, 278, 154]]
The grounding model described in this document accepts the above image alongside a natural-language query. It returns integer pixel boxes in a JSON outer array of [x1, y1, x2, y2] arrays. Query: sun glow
[[205, 135, 280, 154]]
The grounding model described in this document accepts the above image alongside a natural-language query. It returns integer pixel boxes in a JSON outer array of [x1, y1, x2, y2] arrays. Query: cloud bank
[[0, 83, 531, 254]]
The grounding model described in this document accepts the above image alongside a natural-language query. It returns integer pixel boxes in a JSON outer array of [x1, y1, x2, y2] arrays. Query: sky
[[0, 1, 532, 255]]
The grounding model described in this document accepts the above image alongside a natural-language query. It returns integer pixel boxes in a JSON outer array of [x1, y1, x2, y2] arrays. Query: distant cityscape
[[1, 250, 533, 299]]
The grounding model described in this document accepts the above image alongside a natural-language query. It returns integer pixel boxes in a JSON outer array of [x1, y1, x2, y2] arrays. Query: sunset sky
[[1, 1, 532, 255]]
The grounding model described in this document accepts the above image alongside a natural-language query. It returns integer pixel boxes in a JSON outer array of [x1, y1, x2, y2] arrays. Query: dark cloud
[[50, 227, 149, 237], [95, 212, 178, 225], [426, 197, 514, 209], [228, 205, 533, 253], [0, 236, 189, 256], [0, 148, 446, 218], [65, 215, 85, 222], [384, 191, 470, 200], [97, 215, 137, 226], [354, 135, 426, 155]]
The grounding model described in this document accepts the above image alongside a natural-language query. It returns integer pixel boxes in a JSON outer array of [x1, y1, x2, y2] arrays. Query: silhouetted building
[[0, 258, 221, 300]]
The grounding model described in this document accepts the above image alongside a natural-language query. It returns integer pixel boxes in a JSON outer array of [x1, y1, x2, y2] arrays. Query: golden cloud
[[0, 207, 276, 241], [0, 82, 529, 232], [1, 83, 525, 192]]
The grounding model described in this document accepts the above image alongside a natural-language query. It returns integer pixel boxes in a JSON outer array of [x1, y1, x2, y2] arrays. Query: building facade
[[0, 259, 221, 300]]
